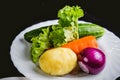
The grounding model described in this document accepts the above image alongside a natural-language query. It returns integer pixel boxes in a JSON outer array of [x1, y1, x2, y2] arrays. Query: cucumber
[[24, 25, 54, 42], [78, 23, 104, 38], [24, 27, 48, 42], [24, 23, 104, 43]]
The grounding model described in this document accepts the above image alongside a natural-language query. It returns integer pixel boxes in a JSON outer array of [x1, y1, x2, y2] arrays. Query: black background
[[0, 0, 120, 80]]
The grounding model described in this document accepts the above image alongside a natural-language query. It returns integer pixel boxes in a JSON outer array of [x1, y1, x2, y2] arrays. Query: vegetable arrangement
[[24, 5, 106, 76]]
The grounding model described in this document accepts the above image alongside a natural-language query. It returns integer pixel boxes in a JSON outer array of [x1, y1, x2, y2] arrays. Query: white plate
[[0, 77, 30, 80], [10, 20, 120, 80]]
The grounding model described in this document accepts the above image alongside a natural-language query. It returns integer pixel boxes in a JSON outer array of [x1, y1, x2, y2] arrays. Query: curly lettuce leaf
[[49, 25, 80, 47], [58, 5, 84, 39], [31, 27, 51, 63], [58, 5, 84, 27], [49, 25, 66, 47], [48, 5, 84, 47]]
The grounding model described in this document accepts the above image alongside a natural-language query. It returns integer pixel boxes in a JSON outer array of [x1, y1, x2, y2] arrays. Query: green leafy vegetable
[[58, 5, 84, 39], [49, 5, 84, 47], [31, 27, 51, 63], [58, 5, 84, 27], [49, 25, 66, 47]]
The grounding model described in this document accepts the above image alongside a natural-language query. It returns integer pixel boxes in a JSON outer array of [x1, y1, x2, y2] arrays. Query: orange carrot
[[62, 36, 98, 55]]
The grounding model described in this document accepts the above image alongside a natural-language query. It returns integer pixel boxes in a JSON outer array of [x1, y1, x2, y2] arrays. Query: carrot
[[62, 36, 98, 55]]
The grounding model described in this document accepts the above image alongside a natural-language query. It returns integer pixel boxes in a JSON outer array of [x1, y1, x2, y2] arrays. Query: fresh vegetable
[[58, 5, 84, 39], [31, 27, 51, 63], [49, 25, 79, 47], [78, 23, 105, 38], [78, 47, 106, 74], [49, 25, 66, 47], [24, 23, 104, 43], [24, 27, 51, 43], [39, 48, 77, 76], [58, 5, 84, 27], [62, 36, 98, 55], [50, 5, 84, 47]]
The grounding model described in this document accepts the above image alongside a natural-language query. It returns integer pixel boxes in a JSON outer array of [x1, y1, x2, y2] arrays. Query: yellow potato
[[39, 47, 77, 76]]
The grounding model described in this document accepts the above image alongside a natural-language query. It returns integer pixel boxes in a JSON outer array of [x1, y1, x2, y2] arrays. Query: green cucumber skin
[[24, 27, 47, 42], [78, 23, 104, 38], [24, 23, 104, 43]]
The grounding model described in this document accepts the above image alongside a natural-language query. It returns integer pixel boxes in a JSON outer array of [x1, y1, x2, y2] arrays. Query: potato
[[39, 48, 77, 76]]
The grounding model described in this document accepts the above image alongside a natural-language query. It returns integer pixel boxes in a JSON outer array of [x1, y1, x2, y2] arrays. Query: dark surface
[[0, 0, 120, 79]]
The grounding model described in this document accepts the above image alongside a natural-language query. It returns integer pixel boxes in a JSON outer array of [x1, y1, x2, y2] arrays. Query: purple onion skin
[[79, 47, 106, 74]]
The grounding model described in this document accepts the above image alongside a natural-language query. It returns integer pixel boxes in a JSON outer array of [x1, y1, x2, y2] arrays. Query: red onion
[[78, 47, 106, 74]]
